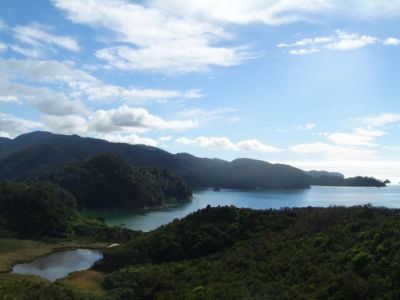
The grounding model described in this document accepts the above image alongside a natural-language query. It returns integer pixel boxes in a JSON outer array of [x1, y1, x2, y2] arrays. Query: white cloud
[[176, 136, 281, 153], [327, 128, 385, 146], [98, 133, 158, 147], [159, 136, 172, 142], [0, 59, 95, 83], [0, 76, 87, 116], [13, 23, 79, 52], [31, 92, 86, 116], [290, 142, 377, 160], [236, 139, 281, 153], [289, 48, 319, 55], [90, 105, 198, 133], [0, 42, 6, 52], [51, 0, 400, 72], [278, 36, 333, 48], [0, 96, 19, 104], [152, 0, 400, 24], [10, 45, 43, 58], [361, 113, 400, 127], [275, 123, 317, 133], [150, 0, 334, 26], [53, 0, 252, 74], [326, 31, 377, 50], [304, 123, 316, 130], [0, 114, 42, 137], [280, 30, 381, 55], [71, 81, 203, 103], [0, 58, 202, 103], [43, 115, 88, 134], [383, 37, 400, 46], [354, 1, 400, 19]]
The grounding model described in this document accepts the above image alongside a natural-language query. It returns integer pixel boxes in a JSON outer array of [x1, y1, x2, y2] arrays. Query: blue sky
[[0, 0, 400, 180]]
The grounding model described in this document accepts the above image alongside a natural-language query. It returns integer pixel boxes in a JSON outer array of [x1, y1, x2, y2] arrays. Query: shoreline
[[0, 238, 108, 274]]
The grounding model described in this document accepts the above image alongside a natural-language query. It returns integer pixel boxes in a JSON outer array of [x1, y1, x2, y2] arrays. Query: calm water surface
[[12, 249, 103, 282], [85, 185, 400, 232]]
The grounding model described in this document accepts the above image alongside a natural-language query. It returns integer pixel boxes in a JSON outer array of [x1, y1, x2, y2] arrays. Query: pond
[[12, 249, 103, 282]]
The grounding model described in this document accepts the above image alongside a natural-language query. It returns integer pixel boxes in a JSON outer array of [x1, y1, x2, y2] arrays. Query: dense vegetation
[[42, 153, 192, 210], [2, 205, 400, 299], [0, 181, 135, 241], [0, 181, 76, 238], [97, 205, 400, 299]]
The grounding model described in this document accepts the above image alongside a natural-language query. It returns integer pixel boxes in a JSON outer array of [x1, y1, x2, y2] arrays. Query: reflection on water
[[84, 185, 400, 232], [12, 249, 103, 282]]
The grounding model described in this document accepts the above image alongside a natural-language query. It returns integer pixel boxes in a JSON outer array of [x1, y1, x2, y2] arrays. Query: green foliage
[[0, 181, 76, 238], [0, 274, 79, 300], [100, 205, 400, 299], [43, 153, 192, 210], [0, 180, 138, 242]]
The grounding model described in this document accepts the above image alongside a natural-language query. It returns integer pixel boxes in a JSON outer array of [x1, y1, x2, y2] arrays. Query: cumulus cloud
[[90, 105, 198, 133], [0, 114, 42, 137], [383, 37, 400, 46], [176, 136, 281, 153], [0, 76, 86, 116], [289, 112, 398, 160], [42, 115, 88, 134]]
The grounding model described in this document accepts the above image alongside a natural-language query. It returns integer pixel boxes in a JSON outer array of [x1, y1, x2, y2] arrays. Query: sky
[[0, 0, 399, 181]]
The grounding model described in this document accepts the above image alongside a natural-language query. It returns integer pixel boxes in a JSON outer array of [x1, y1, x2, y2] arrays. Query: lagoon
[[85, 185, 400, 232]]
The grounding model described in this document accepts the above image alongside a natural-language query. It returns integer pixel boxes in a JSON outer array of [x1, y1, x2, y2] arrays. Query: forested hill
[[41, 153, 192, 210], [96, 205, 400, 299], [306, 170, 387, 187], [0, 131, 310, 189], [0, 131, 386, 189]]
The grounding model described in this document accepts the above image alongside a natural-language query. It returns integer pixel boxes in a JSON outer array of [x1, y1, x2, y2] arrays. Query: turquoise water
[[12, 249, 103, 282], [85, 185, 400, 232]]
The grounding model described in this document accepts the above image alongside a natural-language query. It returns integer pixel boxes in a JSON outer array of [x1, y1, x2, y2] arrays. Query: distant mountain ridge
[[0, 131, 386, 189]]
